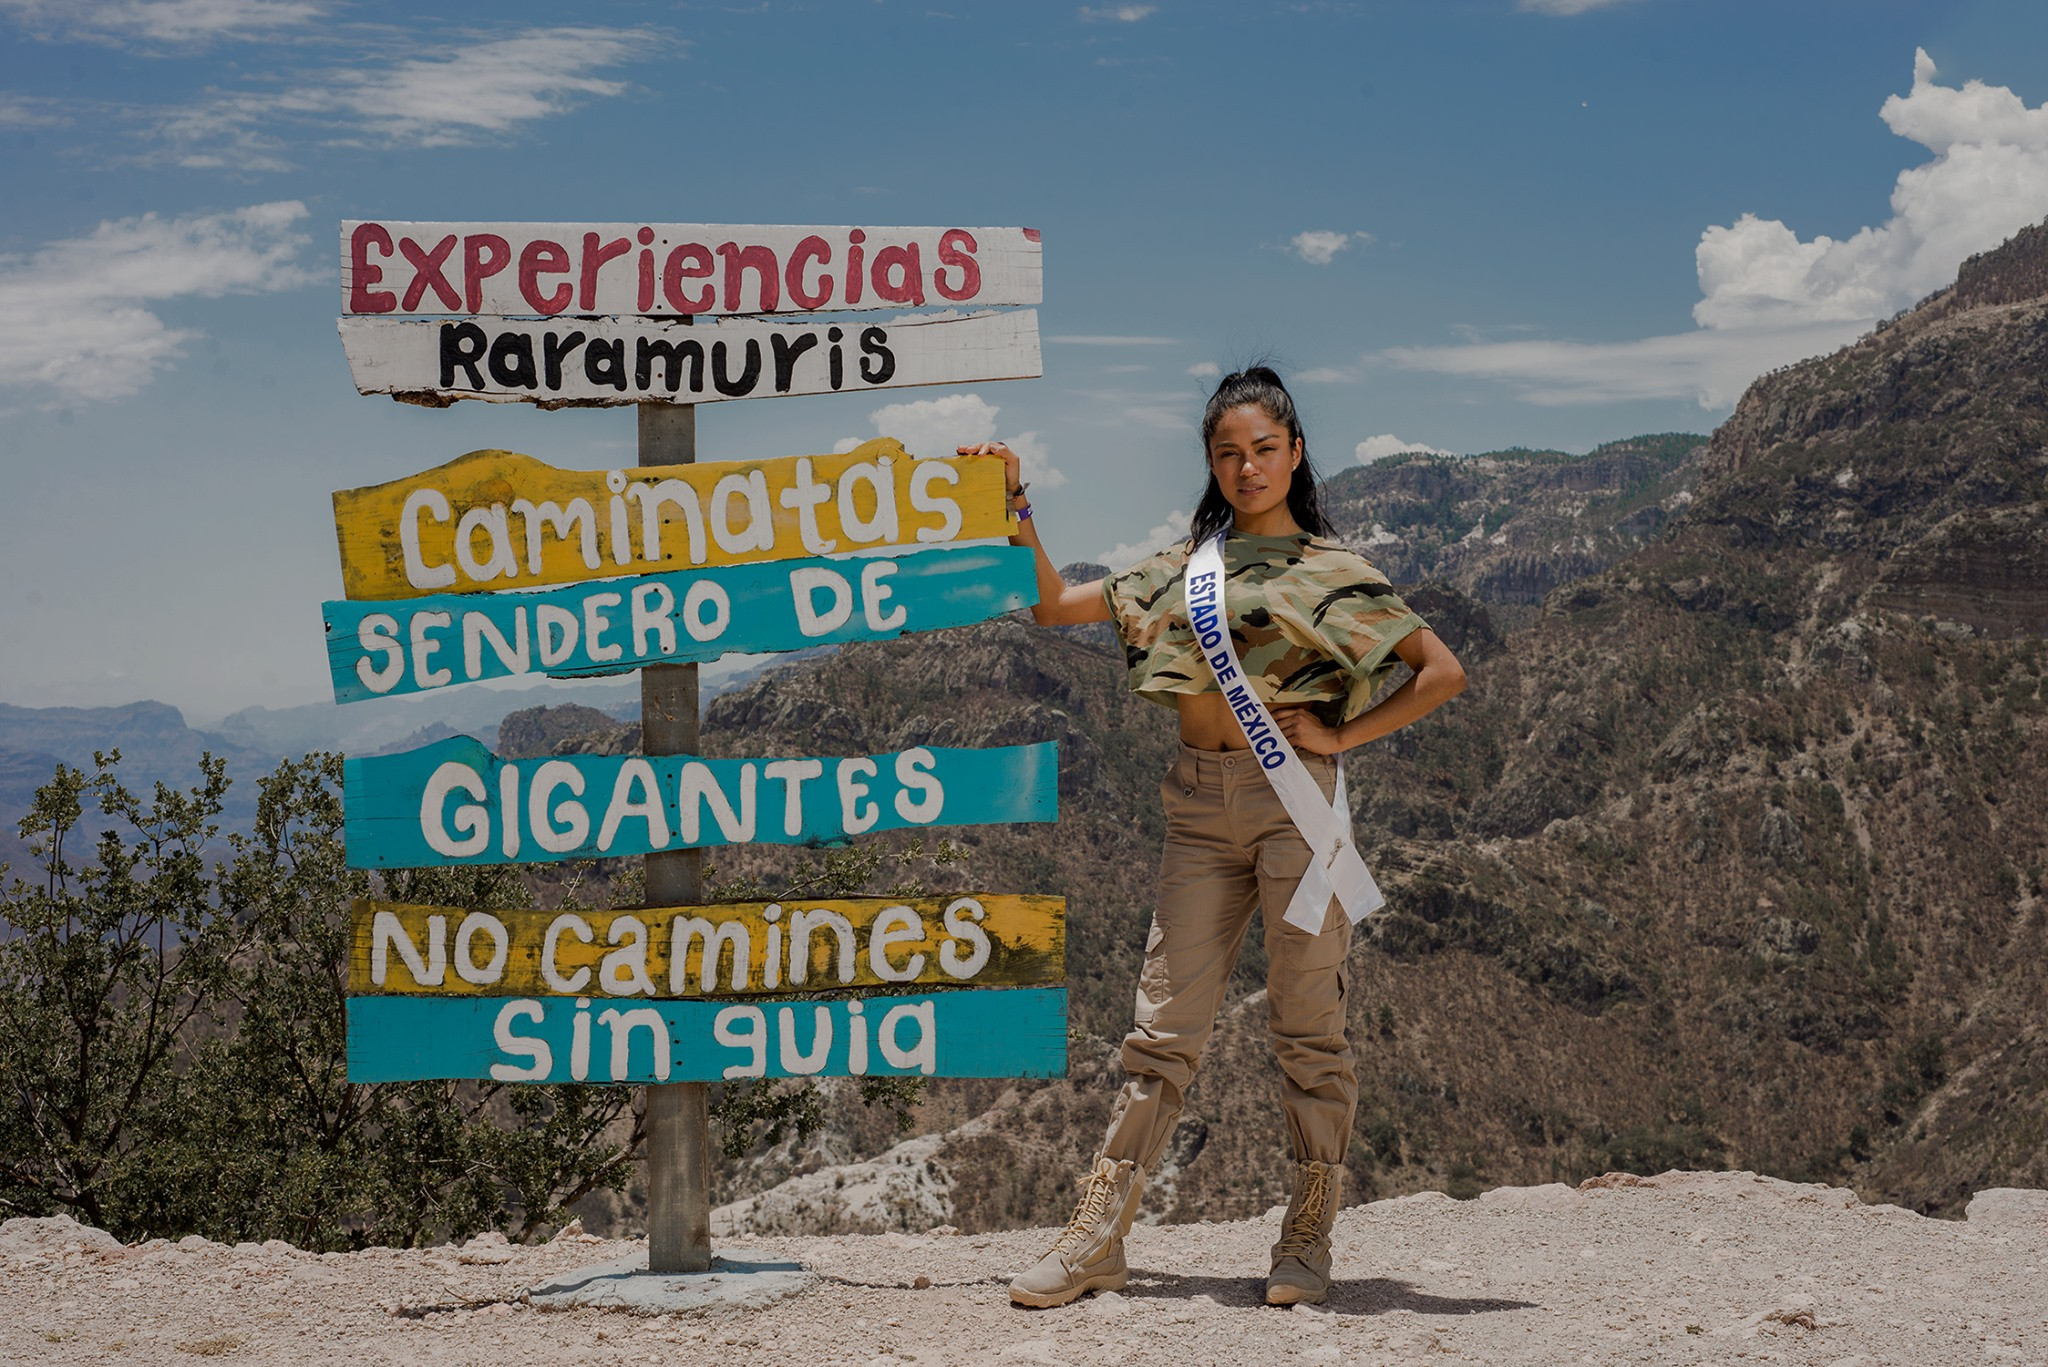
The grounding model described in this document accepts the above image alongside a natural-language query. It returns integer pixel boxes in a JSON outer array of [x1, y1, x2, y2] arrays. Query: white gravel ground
[[5, 1171, 2044, 1367]]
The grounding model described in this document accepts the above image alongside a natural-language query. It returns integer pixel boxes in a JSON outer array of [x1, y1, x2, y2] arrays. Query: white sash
[[1185, 533, 1385, 933]]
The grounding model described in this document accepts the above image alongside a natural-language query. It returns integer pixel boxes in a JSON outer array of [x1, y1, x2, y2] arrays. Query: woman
[[962, 367, 1466, 1309]]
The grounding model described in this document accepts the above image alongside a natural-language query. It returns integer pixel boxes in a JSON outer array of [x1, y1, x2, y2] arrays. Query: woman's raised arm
[[958, 440, 1112, 626]]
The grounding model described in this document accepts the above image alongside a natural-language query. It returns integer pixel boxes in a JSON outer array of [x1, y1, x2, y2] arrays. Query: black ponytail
[[1188, 365, 1331, 546]]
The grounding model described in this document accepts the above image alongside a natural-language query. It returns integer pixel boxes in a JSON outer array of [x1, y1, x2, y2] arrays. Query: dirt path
[[6, 1171, 2043, 1366]]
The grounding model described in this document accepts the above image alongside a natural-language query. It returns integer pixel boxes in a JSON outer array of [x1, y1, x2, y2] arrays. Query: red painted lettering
[[869, 243, 925, 306], [636, 227, 656, 312], [397, 234, 460, 312], [785, 235, 833, 310], [845, 230, 866, 305], [519, 240, 572, 315], [579, 232, 633, 310], [661, 243, 714, 314], [348, 222, 396, 313], [462, 234, 510, 313], [933, 229, 981, 302], [718, 242, 781, 312]]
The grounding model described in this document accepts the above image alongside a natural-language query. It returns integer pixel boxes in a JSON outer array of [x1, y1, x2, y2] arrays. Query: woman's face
[[1207, 403, 1302, 524]]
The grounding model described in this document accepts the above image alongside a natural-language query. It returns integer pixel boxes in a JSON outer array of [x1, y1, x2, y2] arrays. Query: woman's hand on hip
[[957, 440, 1022, 494], [1275, 707, 1345, 756]]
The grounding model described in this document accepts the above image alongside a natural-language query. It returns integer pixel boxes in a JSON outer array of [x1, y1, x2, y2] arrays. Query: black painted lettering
[[770, 331, 819, 393], [439, 322, 487, 388], [636, 336, 706, 394], [858, 326, 896, 385], [487, 331, 538, 390], [542, 330, 587, 390], [711, 338, 763, 397], [828, 325, 844, 390], [584, 337, 628, 391]]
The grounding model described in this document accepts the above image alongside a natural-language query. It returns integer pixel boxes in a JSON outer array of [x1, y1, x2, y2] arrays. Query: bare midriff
[[1174, 691, 1254, 751]]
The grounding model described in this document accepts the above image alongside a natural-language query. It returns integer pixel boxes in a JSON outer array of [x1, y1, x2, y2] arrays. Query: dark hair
[[1188, 366, 1332, 545]]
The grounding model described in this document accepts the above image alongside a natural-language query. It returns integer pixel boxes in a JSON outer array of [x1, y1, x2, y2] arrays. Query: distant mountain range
[[0, 656, 809, 875]]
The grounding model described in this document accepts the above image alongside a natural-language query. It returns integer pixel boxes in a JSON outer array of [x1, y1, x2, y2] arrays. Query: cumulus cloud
[[149, 26, 653, 168], [0, 200, 312, 405], [1356, 434, 1451, 463], [857, 391, 1067, 490], [1078, 4, 1156, 21], [1390, 50, 2048, 408], [0, 0, 319, 44], [1186, 360, 1220, 379], [1099, 509, 1191, 569], [1289, 230, 1372, 265]]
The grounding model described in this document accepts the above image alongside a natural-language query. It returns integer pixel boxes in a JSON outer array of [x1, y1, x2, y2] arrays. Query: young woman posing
[[962, 367, 1466, 1309]]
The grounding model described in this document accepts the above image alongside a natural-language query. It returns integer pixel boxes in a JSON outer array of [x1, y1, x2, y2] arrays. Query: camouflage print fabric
[[1101, 530, 1428, 726]]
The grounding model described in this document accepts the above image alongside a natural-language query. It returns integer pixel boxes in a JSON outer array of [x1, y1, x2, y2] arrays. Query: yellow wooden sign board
[[349, 894, 1064, 999], [331, 439, 1012, 601]]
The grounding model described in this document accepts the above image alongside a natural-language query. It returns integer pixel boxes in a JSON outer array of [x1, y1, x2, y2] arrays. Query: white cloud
[[1078, 4, 1156, 21], [1186, 360, 1220, 379], [0, 94, 69, 127], [0, 0, 319, 44], [1356, 434, 1450, 463], [147, 26, 653, 168], [1295, 364, 1361, 384], [1289, 230, 1372, 265], [861, 392, 1066, 490], [1098, 509, 1190, 569], [1389, 50, 2048, 408], [1517, 0, 1636, 13], [1046, 334, 1177, 345], [0, 201, 312, 405], [330, 28, 644, 144]]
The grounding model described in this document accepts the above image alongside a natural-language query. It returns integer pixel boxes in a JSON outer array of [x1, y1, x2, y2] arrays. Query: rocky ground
[[6, 1171, 2043, 1366]]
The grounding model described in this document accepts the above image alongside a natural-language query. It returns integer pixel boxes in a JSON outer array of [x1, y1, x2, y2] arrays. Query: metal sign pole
[[637, 399, 712, 1274]]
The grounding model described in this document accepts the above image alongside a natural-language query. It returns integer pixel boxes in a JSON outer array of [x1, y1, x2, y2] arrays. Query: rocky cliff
[[527, 221, 2047, 1238]]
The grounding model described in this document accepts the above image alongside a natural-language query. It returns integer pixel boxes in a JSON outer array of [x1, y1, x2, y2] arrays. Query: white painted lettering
[[714, 1004, 768, 1078], [543, 916, 594, 993], [454, 911, 510, 985], [892, 747, 944, 823], [868, 904, 927, 983], [837, 757, 880, 835], [489, 1000, 552, 1082], [790, 566, 854, 637], [401, 487, 456, 590], [861, 559, 908, 632], [908, 460, 964, 543], [879, 1000, 937, 1075], [420, 762, 489, 858], [356, 614, 404, 694]]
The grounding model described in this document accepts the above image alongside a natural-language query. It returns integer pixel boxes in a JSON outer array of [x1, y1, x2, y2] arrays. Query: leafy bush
[[0, 751, 923, 1246]]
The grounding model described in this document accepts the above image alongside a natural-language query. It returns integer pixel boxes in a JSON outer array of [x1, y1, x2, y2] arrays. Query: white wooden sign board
[[338, 308, 1041, 408], [342, 222, 1041, 318]]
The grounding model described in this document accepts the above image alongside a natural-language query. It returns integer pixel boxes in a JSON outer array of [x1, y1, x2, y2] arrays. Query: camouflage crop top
[[1100, 530, 1428, 725]]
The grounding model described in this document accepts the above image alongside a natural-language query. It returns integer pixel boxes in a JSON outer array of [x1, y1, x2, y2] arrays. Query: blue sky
[[4, 0, 2048, 720]]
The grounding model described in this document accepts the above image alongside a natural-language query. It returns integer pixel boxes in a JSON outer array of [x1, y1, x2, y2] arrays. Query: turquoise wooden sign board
[[346, 987, 1069, 1083], [343, 735, 1059, 869], [324, 543, 1038, 703]]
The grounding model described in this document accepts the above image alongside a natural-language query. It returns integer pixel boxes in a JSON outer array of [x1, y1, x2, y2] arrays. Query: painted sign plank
[[346, 987, 1068, 1084], [341, 222, 1041, 318], [332, 443, 1010, 602], [325, 544, 1036, 704], [338, 309, 1041, 409], [348, 894, 1065, 999], [343, 737, 1058, 870]]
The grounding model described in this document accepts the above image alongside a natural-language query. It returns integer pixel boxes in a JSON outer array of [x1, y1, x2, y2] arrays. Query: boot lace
[[1051, 1165, 1122, 1253], [1273, 1164, 1333, 1258]]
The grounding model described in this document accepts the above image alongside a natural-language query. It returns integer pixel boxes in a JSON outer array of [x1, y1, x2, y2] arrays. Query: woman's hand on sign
[[1275, 707, 1346, 756], [957, 439, 1023, 495]]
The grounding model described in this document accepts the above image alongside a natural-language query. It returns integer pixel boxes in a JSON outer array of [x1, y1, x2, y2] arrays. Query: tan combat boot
[[1008, 1156, 1145, 1308], [1265, 1159, 1342, 1306]]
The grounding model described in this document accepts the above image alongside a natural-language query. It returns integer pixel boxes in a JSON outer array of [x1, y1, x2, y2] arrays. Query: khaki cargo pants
[[1100, 744, 1357, 1170]]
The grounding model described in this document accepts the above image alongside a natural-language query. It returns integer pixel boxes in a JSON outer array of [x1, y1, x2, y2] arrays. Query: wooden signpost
[[329, 218, 1057, 1278]]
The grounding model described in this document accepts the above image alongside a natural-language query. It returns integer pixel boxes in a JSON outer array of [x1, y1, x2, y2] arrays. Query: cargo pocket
[[1258, 839, 1348, 968]]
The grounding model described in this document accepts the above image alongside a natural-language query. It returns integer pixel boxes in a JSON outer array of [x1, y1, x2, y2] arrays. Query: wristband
[[1014, 504, 1034, 521]]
